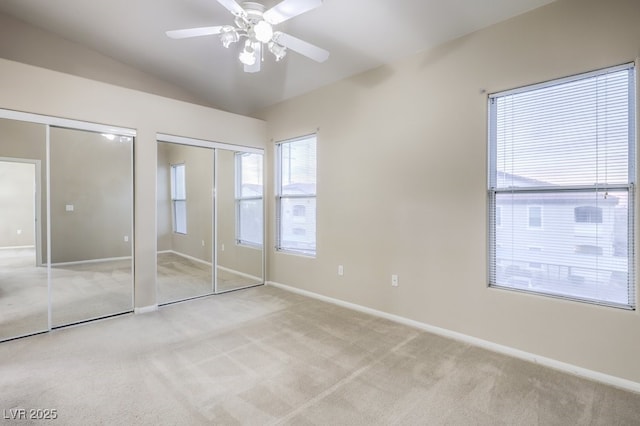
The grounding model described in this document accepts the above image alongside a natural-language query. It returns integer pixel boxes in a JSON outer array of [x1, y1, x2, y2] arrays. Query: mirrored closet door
[[50, 127, 134, 327], [215, 149, 263, 293], [156, 137, 264, 305], [157, 142, 214, 304], [1, 112, 135, 341], [0, 118, 48, 341]]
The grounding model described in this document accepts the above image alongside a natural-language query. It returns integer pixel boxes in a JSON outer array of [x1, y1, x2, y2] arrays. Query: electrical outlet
[[124, 235, 129, 242], [391, 274, 399, 287], [202, 240, 205, 247], [16, 229, 22, 235], [221, 243, 225, 251], [338, 265, 344, 276]]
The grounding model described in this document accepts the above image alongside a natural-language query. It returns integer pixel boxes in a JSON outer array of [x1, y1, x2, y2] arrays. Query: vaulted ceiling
[[0, 0, 556, 115]]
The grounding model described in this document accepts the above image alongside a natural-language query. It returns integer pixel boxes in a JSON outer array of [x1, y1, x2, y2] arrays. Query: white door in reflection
[[0, 157, 47, 340]]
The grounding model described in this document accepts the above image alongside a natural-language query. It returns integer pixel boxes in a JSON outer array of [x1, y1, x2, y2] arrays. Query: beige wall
[[0, 161, 35, 247], [0, 58, 266, 309], [0, 12, 213, 108], [258, 0, 640, 383], [50, 127, 132, 263], [157, 142, 214, 263]]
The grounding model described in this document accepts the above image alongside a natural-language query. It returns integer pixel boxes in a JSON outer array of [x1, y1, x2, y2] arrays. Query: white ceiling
[[0, 0, 556, 115]]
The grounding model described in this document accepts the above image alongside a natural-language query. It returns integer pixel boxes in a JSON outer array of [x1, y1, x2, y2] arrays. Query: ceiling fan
[[166, 0, 329, 73]]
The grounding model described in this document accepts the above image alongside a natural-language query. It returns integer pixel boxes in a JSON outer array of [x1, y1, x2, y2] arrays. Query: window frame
[[487, 63, 636, 309], [275, 134, 317, 257], [170, 163, 187, 235], [235, 152, 263, 247]]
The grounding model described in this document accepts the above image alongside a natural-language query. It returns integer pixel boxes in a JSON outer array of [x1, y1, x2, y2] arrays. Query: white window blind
[[276, 134, 317, 256], [171, 163, 187, 234], [235, 152, 263, 246], [488, 63, 635, 309]]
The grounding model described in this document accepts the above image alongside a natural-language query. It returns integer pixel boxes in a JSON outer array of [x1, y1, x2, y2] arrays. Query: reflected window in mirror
[[171, 163, 187, 234], [235, 152, 263, 246]]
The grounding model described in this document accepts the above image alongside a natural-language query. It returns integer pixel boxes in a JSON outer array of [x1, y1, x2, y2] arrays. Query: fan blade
[[274, 32, 329, 62], [216, 0, 246, 17], [166, 26, 224, 39], [264, 0, 322, 25], [244, 42, 262, 73]]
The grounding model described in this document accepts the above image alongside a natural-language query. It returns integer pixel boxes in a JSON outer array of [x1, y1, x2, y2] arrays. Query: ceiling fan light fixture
[[239, 40, 257, 66], [253, 20, 273, 43], [268, 41, 287, 62], [168, 0, 329, 72], [219, 26, 239, 48]]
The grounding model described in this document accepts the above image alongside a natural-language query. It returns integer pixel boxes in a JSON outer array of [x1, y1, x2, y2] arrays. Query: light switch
[[65, 204, 74, 212]]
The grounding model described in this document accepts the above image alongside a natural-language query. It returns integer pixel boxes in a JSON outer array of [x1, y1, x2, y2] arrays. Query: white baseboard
[[266, 281, 640, 394], [51, 256, 132, 267], [134, 305, 158, 315], [159, 250, 212, 266], [0, 245, 35, 250], [217, 265, 262, 282]]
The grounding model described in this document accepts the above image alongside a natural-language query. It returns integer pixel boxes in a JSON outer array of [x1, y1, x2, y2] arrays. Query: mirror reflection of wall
[[157, 142, 214, 304], [215, 149, 263, 293], [50, 127, 133, 327], [0, 118, 48, 341]]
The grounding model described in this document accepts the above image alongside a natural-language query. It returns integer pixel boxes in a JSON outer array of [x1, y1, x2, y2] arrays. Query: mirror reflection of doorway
[[0, 119, 48, 342], [0, 160, 47, 340]]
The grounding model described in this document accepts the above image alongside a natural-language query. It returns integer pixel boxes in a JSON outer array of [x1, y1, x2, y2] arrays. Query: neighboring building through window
[[235, 152, 263, 246], [488, 63, 636, 309], [276, 134, 317, 256], [171, 163, 187, 234]]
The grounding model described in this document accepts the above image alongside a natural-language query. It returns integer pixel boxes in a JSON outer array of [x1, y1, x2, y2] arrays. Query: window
[[235, 152, 263, 246], [575, 245, 603, 256], [488, 63, 635, 309], [574, 206, 603, 223], [528, 206, 542, 228], [171, 163, 187, 234], [293, 205, 306, 217], [276, 134, 317, 256]]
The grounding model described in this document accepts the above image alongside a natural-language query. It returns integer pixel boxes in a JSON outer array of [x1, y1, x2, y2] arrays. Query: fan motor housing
[[242, 2, 266, 22]]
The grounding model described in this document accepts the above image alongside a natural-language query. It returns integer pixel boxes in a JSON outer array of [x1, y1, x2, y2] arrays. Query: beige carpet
[[0, 248, 133, 340], [0, 248, 48, 339], [157, 251, 263, 304], [0, 285, 638, 425], [1, 249, 261, 341]]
